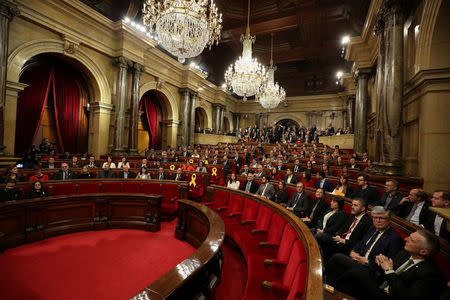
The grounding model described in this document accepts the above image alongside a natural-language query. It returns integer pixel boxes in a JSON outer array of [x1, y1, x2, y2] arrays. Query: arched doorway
[[223, 117, 230, 133], [15, 54, 90, 155], [195, 107, 208, 132], [138, 90, 165, 151], [275, 119, 300, 128]]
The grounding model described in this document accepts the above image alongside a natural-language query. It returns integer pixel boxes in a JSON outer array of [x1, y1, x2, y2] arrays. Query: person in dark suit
[[26, 180, 50, 199], [222, 155, 232, 176], [315, 171, 334, 193], [273, 181, 289, 205], [53, 163, 76, 180], [155, 167, 169, 180], [398, 188, 430, 227], [43, 157, 59, 169], [314, 197, 348, 235], [87, 156, 98, 168], [239, 165, 251, 176], [171, 168, 186, 181], [181, 147, 190, 157], [347, 157, 361, 169], [283, 168, 299, 184], [233, 153, 243, 171], [241, 173, 259, 194], [377, 179, 403, 215], [351, 174, 379, 205], [335, 230, 444, 300], [286, 182, 310, 217], [117, 165, 135, 179], [425, 190, 449, 241], [77, 165, 92, 179], [256, 175, 276, 201], [326, 206, 404, 286], [276, 160, 286, 171], [97, 163, 115, 178], [0, 179, 22, 202], [317, 198, 372, 262], [253, 165, 267, 179], [301, 188, 329, 228], [291, 159, 304, 173]]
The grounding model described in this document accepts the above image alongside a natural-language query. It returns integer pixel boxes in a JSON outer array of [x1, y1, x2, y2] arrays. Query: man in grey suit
[[286, 182, 310, 218], [256, 175, 275, 201]]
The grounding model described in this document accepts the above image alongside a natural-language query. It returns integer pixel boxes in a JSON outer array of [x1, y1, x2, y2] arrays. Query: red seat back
[[50, 184, 76, 196], [286, 262, 308, 300], [123, 182, 141, 193], [228, 193, 245, 214], [161, 183, 178, 203], [77, 182, 100, 194], [240, 198, 260, 222], [213, 190, 230, 207], [101, 182, 122, 193], [277, 225, 299, 263], [142, 182, 161, 194], [254, 205, 274, 231], [266, 213, 287, 244], [282, 241, 305, 287]]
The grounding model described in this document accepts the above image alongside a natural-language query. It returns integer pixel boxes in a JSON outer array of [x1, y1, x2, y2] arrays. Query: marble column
[[316, 112, 323, 130], [179, 88, 191, 147], [262, 113, 269, 128], [212, 103, 221, 133], [188, 92, 197, 146], [0, 0, 19, 155], [128, 62, 143, 155], [233, 112, 241, 132], [373, 0, 405, 175], [255, 113, 261, 129], [346, 96, 355, 130], [112, 56, 131, 156], [219, 105, 225, 132], [306, 112, 312, 128], [354, 68, 372, 155]]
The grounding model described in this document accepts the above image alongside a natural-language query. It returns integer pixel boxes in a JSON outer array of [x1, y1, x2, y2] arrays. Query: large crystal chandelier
[[142, 0, 222, 63], [224, 0, 267, 101], [256, 33, 286, 109]]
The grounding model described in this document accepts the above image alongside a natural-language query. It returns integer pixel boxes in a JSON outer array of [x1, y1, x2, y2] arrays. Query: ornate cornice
[[0, 0, 20, 21]]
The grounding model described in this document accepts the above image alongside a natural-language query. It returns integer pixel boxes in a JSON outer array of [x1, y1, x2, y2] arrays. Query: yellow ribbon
[[189, 174, 197, 187], [170, 165, 175, 170], [211, 167, 217, 176], [189, 159, 194, 164]]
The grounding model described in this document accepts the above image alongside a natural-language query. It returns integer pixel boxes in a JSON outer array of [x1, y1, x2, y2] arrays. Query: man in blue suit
[[315, 171, 334, 192], [325, 206, 404, 286]]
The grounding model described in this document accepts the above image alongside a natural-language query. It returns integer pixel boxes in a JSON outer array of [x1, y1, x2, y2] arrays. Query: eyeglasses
[[372, 216, 388, 220]]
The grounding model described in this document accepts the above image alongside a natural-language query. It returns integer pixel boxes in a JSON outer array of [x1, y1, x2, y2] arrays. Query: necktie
[[310, 202, 319, 219], [342, 217, 358, 237], [406, 204, 418, 222], [384, 195, 393, 209], [176, 175, 179, 181], [262, 184, 268, 196], [362, 231, 380, 255], [246, 181, 251, 192], [124, 173, 128, 179], [293, 193, 300, 208], [395, 259, 414, 274]]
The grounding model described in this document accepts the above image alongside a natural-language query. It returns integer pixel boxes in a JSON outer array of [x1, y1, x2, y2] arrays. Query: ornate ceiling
[[81, 0, 371, 97]]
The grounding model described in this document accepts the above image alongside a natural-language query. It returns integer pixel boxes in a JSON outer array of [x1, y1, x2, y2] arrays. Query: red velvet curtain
[[15, 66, 53, 155], [52, 67, 80, 153], [140, 93, 162, 149]]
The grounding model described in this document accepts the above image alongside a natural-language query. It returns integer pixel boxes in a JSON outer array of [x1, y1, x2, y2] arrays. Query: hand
[[332, 235, 345, 244], [400, 196, 410, 204], [286, 207, 293, 211], [301, 217, 311, 222], [316, 229, 324, 234], [376, 255, 393, 270]]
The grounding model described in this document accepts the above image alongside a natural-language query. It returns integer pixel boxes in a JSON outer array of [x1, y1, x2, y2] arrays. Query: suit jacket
[[97, 170, 115, 178], [377, 191, 403, 215], [256, 182, 276, 200], [318, 209, 348, 235], [383, 250, 444, 300], [352, 226, 404, 269], [305, 198, 329, 228], [223, 161, 232, 174], [53, 170, 76, 180], [286, 191, 310, 217], [315, 178, 334, 192], [254, 171, 267, 179], [283, 174, 299, 184], [273, 189, 289, 204], [351, 185, 379, 206], [43, 163, 60, 169], [117, 171, 135, 179], [291, 165, 304, 173], [234, 157, 243, 168], [425, 212, 450, 241], [155, 172, 169, 180], [276, 165, 286, 171], [172, 173, 186, 181], [398, 201, 430, 226], [336, 213, 373, 249], [241, 180, 259, 194]]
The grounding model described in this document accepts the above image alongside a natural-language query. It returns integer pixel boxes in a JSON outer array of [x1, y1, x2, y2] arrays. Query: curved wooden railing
[[0, 193, 162, 250], [205, 185, 324, 300], [132, 199, 225, 300]]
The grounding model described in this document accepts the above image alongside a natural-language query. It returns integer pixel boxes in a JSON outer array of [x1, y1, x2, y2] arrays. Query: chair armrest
[[251, 229, 268, 236], [259, 241, 280, 249], [170, 197, 177, 203], [263, 259, 287, 269], [216, 206, 228, 212], [229, 212, 242, 218], [241, 220, 256, 225], [261, 281, 290, 297]]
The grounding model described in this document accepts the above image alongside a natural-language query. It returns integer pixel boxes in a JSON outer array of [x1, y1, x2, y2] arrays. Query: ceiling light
[[341, 35, 350, 45]]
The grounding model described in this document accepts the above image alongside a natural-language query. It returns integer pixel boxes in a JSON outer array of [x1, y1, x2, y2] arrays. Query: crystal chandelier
[[224, 0, 267, 101], [256, 33, 285, 109], [142, 0, 222, 63]]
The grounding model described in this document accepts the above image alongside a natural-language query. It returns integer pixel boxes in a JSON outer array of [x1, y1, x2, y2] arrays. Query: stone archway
[[270, 114, 305, 127], [223, 116, 231, 133], [195, 107, 208, 131]]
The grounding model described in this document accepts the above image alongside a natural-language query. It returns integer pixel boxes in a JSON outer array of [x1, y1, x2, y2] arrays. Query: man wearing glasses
[[325, 206, 403, 288], [351, 174, 379, 205]]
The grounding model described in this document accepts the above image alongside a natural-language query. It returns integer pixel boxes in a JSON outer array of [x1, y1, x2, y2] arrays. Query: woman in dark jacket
[[273, 181, 289, 206], [314, 196, 348, 236], [26, 180, 51, 199], [77, 165, 92, 179]]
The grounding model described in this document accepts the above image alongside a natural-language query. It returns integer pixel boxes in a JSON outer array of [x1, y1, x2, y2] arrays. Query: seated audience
[[181, 160, 195, 172], [87, 156, 98, 168], [377, 179, 403, 214], [301, 171, 315, 188], [155, 167, 168, 180], [26, 180, 50, 199], [335, 230, 444, 300], [227, 173, 240, 190], [326, 206, 404, 287], [270, 167, 282, 181], [273, 181, 289, 206], [239, 165, 251, 176], [398, 188, 430, 227], [171, 168, 186, 181], [321, 164, 334, 177], [317, 198, 372, 262], [314, 197, 347, 236], [347, 157, 361, 169], [332, 175, 353, 198], [53, 163, 75, 180], [283, 168, 299, 184], [29, 165, 49, 182], [291, 159, 304, 173], [135, 166, 151, 179], [315, 171, 334, 193], [70, 156, 79, 168], [305, 160, 315, 174], [339, 165, 349, 177], [137, 158, 148, 169], [351, 174, 379, 205], [117, 165, 135, 179], [253, 164, 267, 178], [97, 163, 115, 178], [256, 175, 275, 201], [426, 190, 449, 241], [117, 156, 130, 169], [102, 155, 116, 169], [241, 173, 258, 194], [0, 179, 22, 202], [276, 160, 286, 171], [77, 165, 92, 179], [43, 156, 59, 169], [196, 161, 207, 172], [286, 182, 310, 218], [301, 188, 329, 228], [1, 164, 23, 184]]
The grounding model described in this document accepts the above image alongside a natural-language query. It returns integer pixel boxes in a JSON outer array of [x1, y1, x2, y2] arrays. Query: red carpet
[[0, 220, 195, 300], [216, 243, 247, 300]]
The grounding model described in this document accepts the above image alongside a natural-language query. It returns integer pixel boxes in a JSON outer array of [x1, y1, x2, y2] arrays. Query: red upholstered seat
[[343, 203, 352, 215], [225, 198, 260, 232], [123, 182, 141, 193], [286, 262, 307, 300], [225, 193, 245, 217], [142, 182, 161, 194], [77, 182, 100, 194], [101, 182, 122, 193], [160, 183, 179, 214], [206, 189, 230, 211], [50, 183, 76, 196]]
